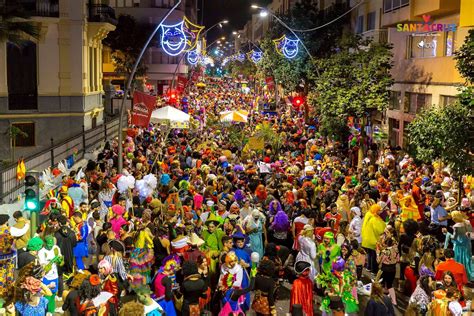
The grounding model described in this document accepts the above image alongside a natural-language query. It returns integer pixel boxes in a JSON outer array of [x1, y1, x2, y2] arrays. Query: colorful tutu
[[130, 248, 154, 283]]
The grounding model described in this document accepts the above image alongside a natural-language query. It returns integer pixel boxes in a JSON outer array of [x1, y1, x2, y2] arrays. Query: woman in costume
[[269, 210, 290, 249], [361, 204, 386, 273], [445, 211, 474, 281], [218, 251, 251, 313], [290, 261, 313, 316], [153, 255, 180, 316], [72, 211, 89, 271], [399, 195, 421, 222], [296, 224, 317, 281], [98, 259, 120, 315], [243, 209, 267, 258], [129, 219, 155, 286]]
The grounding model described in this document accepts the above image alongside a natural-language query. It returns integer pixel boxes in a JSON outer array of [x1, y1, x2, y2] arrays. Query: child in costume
[[129, 219, 155, 285]]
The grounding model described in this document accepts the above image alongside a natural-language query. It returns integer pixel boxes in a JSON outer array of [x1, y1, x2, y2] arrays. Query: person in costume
[[72, 211, 89, 270], [12, 211, 31, 252], [104, 240, 133, 291], [181, 260, 207, 316], [251, 258, 277, 316], [218, 251, 251, 313], [129, 219, 155, 286], [14, 275, 53, 316], [201, 213, 225, 276], [231, 231, 252, 269], [361, 203, 386, 273], [317, 231, 340, 276], [135, 285, 163, 316], [76, 274, 109, 316], [296, 224, 317, 282], [153, 255, 180, 316], [183, 233, 205, 263], [445, 211, 474, 281], [290, 261, 313, 316], [38, 235, 63, 314], [54, 215, 77, 293], [18, 237, 43, 270], [98, 259, 119, 316], [243, 209, 267, 258], [110, 205, 127, 239], [0, 214, 22, 302], [292, 210, 310, 251], [435, 249, 468, 299]]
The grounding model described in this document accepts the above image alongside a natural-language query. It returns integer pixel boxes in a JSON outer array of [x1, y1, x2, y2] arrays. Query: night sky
[[201, 0, 272, 43]]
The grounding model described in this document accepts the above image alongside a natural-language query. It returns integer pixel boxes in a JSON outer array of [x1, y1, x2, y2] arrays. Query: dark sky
[[200, 0, 271, 43]]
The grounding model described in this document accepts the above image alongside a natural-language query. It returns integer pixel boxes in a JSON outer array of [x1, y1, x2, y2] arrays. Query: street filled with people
[[0, 77, 473, 316]]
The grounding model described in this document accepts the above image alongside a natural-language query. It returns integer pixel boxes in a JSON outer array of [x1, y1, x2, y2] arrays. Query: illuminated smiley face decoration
[[160, 21, 187, 56], [247, 50, 263, 63], [236, 53, 245, 62], [273, 35, 299, 59], [187, 50, 199, 65]]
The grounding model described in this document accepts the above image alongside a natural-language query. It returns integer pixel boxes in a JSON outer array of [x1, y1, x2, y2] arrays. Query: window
[[384, 0, 409, 13], [402, 121, 410, 148], [389, 91, 401, 110], [367, 12, 376, 31], [406, 92, 432, 113], [389, 118, 400, 146], [409, 34, 437, 58], [7, 41, 38, 110], [439, 95, 458, 107], [445, 31, 455, 56], [356, 15, 364, 34], [11, 122, 35, 147]]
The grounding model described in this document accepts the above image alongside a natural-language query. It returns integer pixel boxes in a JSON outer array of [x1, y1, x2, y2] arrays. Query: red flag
[[265, 76, 275, 90], [177, 76, 187, 93], [130, 91, 156, 127]]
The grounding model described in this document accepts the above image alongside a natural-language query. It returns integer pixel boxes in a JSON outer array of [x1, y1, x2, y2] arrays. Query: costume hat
[[294, 261, 311, 274], [205, 212, 221, 225], [187, 232, 205, 247]]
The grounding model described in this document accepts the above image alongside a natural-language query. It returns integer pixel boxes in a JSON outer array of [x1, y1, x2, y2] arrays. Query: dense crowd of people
[[0, 78, 473, 316]]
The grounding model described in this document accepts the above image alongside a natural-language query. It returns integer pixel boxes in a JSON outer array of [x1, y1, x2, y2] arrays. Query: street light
[[251, 4, 312, 59], [202, 19, 229, 37]]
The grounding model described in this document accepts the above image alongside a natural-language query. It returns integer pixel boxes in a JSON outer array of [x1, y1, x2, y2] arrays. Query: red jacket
[[435, 258, 468, 287]]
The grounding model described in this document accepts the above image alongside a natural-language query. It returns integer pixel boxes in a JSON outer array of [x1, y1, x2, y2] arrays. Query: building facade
[[352, 0, 473, 147], [107, 0, 197, 95], [0, 0, 116, 162]]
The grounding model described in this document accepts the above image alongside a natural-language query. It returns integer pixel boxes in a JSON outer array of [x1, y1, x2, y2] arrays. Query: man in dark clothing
[[55, 215, 77, 296]]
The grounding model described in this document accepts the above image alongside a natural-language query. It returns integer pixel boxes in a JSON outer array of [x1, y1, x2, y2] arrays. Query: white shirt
[[38, 245, 61, 280]]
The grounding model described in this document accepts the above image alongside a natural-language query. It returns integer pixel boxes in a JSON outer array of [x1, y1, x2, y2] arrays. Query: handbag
[[251, 291, 270, 315]]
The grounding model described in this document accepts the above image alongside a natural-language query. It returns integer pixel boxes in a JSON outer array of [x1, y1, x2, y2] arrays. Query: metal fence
[[0, 117, 120, 204]]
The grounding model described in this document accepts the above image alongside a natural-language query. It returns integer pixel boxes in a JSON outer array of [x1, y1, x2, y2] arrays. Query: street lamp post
[[117, 0, 182, 173]]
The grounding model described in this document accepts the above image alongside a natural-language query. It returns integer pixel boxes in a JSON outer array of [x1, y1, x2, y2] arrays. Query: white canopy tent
[[150, 106, 190, 125]]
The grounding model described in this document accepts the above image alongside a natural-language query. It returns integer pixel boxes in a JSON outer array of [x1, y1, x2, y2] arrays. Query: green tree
[[308, 36, 393, 140], [454, 29, 474, 84], [0, 4, 40, 45], [103, 15, 153, 90]]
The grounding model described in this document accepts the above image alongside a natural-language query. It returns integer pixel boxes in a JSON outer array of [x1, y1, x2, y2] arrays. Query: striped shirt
[[104, 255, 127, 281]]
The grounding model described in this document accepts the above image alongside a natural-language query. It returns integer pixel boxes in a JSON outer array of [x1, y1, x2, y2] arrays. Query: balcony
[[412, 0, 460, 18], [88, 3, 117, 25], [8, 0, 59, 18]]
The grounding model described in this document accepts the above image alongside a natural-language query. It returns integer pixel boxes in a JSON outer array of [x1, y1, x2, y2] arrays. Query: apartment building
[[0, 0, 116, 161], [107, 0, 197, 95]]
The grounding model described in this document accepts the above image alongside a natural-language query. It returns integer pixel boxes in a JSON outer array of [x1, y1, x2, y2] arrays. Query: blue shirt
[[15, 297, 48, 316], [431, 205, 448, 226]]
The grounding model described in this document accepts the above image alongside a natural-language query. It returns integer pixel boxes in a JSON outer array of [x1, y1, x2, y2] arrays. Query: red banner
[[177, 76, 187, 93], [130, 91, 156, 127], [265, 76, 275, 90]]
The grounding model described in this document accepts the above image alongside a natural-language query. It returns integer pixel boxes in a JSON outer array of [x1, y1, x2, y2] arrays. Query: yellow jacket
[[361, 211, 386, 250], [135, 228, 154, 249]]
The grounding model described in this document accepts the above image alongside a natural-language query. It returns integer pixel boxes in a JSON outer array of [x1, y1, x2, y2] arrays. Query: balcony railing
[[7, 0, 59, 18], [88, 3, 117, 25]]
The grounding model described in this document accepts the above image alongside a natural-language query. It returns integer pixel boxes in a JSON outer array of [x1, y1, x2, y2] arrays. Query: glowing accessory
[[183, 16, 204, 51], [273, 35, 299, 59]]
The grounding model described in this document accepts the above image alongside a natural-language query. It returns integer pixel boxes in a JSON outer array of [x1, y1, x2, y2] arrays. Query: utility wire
[[289, 0, 366, 33]]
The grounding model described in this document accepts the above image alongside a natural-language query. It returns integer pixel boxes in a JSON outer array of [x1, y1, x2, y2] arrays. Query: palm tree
[[0, 3, 40, 46]]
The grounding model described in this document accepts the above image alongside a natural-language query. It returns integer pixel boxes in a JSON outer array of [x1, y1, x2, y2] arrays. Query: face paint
[[45, 237, 54, 250]]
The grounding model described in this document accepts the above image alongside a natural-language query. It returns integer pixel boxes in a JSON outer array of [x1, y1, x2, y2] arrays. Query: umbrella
[[220, 110, 249, 123]]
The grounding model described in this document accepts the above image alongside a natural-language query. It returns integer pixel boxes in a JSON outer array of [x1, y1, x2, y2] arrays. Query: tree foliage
[[307, 36, 393, 138], [103, 15, 154, 84], [407, 102, 473, 174], [454, 29, 474, 84], [226, 59, 256, 79]]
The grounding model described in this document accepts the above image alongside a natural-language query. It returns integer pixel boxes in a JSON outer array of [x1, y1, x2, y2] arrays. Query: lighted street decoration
[[187, 50, 199, 65], [160, 17, 204, 56], [236, 53, 245, 62], [247, 50, 263, 63], [273, 34, 300, 59]]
